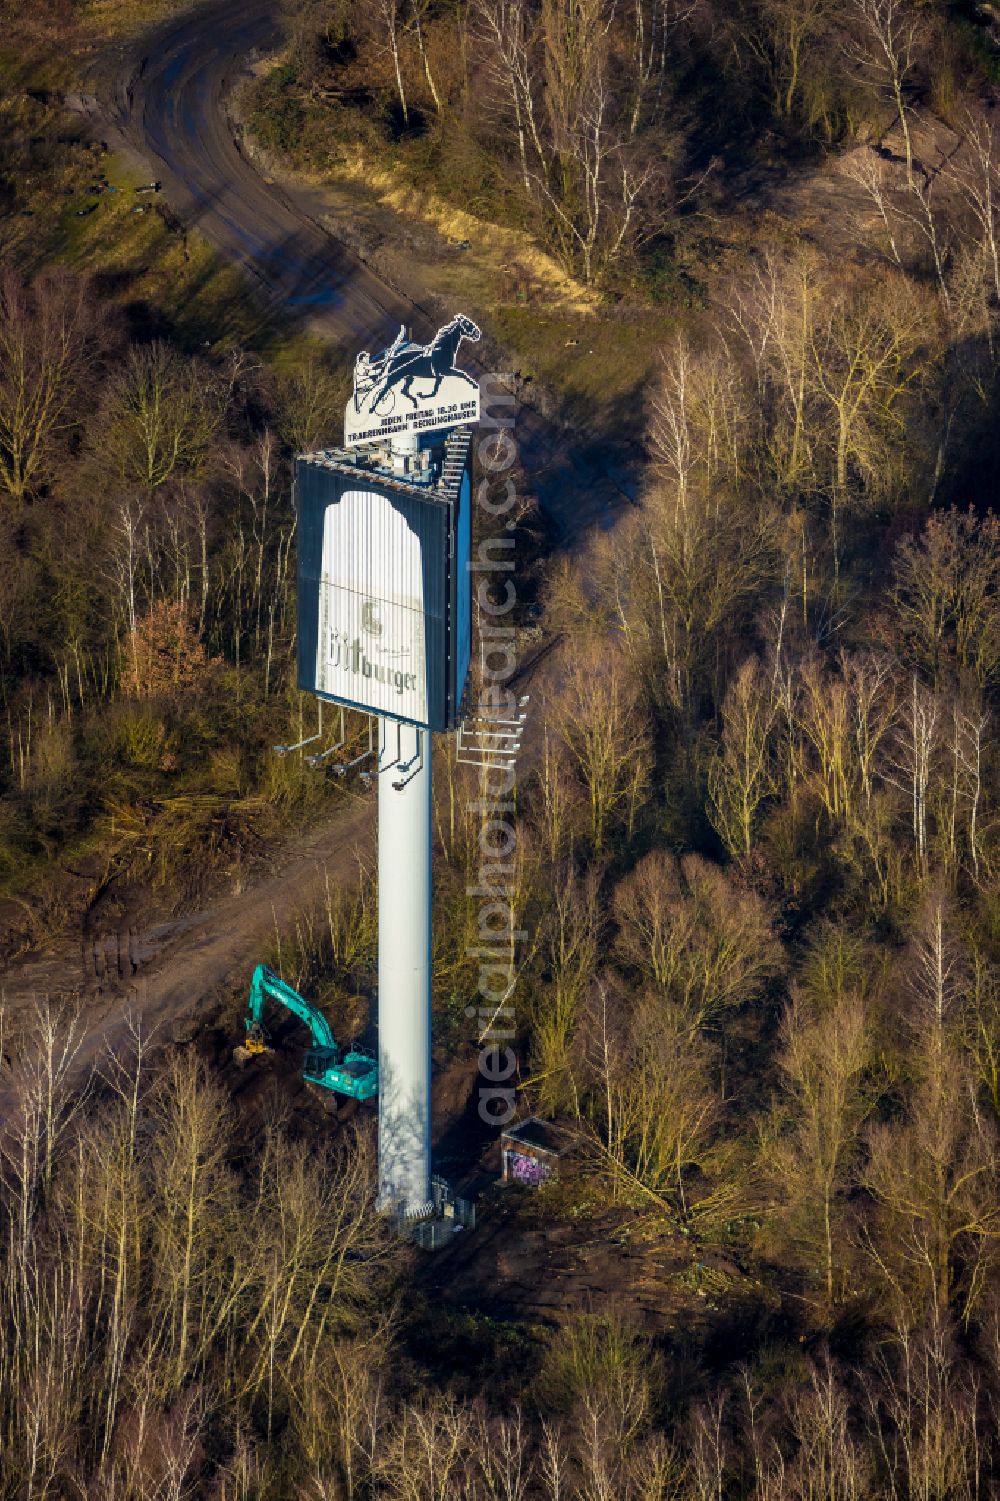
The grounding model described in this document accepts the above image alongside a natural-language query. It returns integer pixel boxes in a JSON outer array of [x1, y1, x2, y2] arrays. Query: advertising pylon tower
[[294, 318, 478, 1219]]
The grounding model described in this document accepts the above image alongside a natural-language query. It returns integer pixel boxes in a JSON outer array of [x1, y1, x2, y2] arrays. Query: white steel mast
[[376, 716, 432, 1217]]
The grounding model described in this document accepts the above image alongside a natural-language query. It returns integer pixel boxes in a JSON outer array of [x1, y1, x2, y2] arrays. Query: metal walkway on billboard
[[456, 696, 529, 773]]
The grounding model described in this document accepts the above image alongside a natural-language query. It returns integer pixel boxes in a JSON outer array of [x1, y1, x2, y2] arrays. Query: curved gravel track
[[102, 0, 415, 346]]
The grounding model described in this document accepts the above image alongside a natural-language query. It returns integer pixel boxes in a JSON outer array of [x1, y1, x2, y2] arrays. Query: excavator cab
[[303, 1045, 339, 1077], [304, 1046, 379, 1102]]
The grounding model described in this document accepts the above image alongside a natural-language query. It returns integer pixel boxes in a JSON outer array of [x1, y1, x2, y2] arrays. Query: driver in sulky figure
[[353, 325, 408, 413]]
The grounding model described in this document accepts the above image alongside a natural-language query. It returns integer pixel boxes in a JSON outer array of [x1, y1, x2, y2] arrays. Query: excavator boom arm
[[247, 964, 337, 1052]]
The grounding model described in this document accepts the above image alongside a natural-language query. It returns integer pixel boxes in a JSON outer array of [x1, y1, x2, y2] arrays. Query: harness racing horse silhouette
[[358, 315, 481, 414]]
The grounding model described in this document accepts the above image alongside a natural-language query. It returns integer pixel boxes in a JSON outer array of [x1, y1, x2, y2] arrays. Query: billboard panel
[[297, 453, 473, 732], [345, 316, 481, 448], [313, 486, 434, 725]]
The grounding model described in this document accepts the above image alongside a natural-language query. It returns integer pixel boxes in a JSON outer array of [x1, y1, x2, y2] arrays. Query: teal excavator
[[242, 963, 379, 1102]]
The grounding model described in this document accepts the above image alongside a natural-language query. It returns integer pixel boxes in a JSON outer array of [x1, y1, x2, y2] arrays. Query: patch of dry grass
[[0, 136, 290, 353], [0, 0, 194, 91], [80, 0, 194, 42], [491, 303, 674, 420], [333, 147, 597, 316]]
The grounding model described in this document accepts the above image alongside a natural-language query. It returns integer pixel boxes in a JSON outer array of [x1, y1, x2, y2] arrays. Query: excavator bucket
[[244, 1021, 271, 1055]]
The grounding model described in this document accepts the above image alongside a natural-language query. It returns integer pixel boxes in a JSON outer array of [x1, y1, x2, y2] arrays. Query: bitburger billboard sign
[[294, 319, 476, 732]]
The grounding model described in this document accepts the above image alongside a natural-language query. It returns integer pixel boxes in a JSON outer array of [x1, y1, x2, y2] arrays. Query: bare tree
[[470, 1406, 532, 1501], [532, 865, 602, 1114], [0, 270, 96, 504], [614, 851, 780, 1033], [475, 0, 550, 194], [885, 674, 941, 877], [968, 952, 1000, 1118], [708, 656, 780, 860], [649, 336, 747, 513], [808, 268, 927, 565], [686, 1395, 727, 1501], [540, 0, 608, 160], [374, 0, 410, 125], [789, 649, 899, 874], [98, 342, 220, 492], [532, 63, 663, 284], [732, 0, 829, 119], [865, 903, 1000, 1316], [784, 1355, 871, 1500], [537, 1312, 655, 1485], [580, 337, 769, 715], [892, 507, 1000, 692], [796, 650, 853, 826], [864, 1311, 986, 1501], [274, 356, 344, 454], [531, 725, 582, 867], [728, 248, 822, 493], [549, 642, 650, 852], [410, 0, 443, 115], [847, 0, 925, 189], [771, 991, 879, 1306], [288, 1332, 386, 1498], [581, 984, 717, 1211], [948, 108, 1000, 309], [374, 1392, 468, 1499], [626, 0, 697, 136], [147, 1051, 237, 1394]]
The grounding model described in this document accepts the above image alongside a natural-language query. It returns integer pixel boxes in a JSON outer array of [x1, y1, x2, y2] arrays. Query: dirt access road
[[2, 0, 630, 1057], [99, 0, 404, 346]]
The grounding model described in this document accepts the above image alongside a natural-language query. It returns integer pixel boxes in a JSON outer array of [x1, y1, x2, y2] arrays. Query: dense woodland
[[0, 288, 356, 930], [249, 0, 1000, 292], [1, 0, 1000, 1496]]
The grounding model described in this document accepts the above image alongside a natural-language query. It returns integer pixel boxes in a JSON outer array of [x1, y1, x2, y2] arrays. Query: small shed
[[501, 1117, 571, 1186]]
